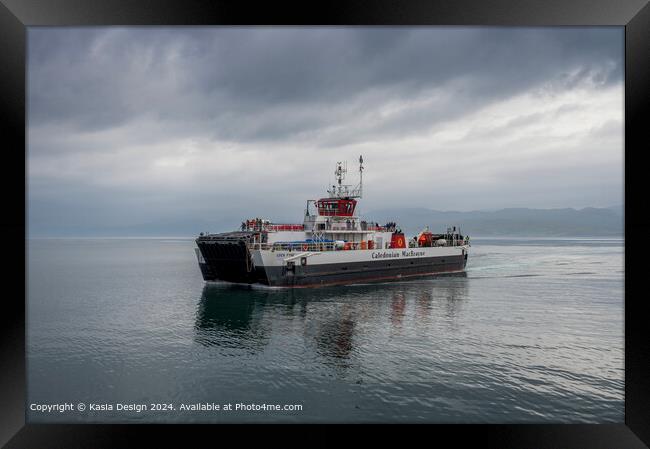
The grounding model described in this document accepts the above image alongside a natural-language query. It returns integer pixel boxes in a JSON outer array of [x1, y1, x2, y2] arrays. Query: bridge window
[[317, 198, 357, 216]]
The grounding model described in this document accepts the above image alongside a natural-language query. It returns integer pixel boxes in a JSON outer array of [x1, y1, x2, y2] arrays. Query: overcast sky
[[27, 27, 623, 233]]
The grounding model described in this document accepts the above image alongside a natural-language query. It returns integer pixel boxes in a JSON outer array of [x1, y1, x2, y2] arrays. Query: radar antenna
[[335, 162, 347, 189]]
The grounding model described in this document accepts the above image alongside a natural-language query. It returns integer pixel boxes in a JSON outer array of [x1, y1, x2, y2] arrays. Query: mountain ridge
[[28, 205, 624, 238], [362, 206, 623, 237]]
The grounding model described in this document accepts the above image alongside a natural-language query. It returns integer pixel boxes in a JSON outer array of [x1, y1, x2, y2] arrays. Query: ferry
[[195, 156, 469, 288]]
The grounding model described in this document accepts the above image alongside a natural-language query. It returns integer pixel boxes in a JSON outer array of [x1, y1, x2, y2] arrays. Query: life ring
[[302, 244, 309, 251]]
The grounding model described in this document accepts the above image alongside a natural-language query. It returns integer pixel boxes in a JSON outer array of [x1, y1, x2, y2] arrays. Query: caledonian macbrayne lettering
[[371, 250, 425, 259]]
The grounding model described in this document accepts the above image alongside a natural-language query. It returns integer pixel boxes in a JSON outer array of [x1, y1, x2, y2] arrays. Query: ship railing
[[241, 221, 390, 233], [248, 239, 469, 252], [249, 242, 383, 252], [241, 223, 305, 232], [425, 239, 470, 248], [265, 224, 305, 232], [249, 242, 338, 252], [326, 224, 359, 231]]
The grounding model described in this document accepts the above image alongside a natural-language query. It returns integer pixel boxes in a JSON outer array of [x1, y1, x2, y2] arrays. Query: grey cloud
[[29, 27, 623, 142]]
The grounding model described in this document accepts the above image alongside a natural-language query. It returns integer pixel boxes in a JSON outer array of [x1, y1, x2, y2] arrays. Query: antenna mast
[[326, 156, 364, 198]]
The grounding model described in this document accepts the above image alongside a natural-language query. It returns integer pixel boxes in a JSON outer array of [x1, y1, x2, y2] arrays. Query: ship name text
[[372, 250, 426, 259]]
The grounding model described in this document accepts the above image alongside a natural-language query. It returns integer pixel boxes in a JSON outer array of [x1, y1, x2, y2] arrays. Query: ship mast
[[327, 156, 364, 199], [335, 161, 347, 196]]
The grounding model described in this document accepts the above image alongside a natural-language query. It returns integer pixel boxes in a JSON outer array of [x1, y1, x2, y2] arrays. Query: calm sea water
[[26, 237, 624, 423]]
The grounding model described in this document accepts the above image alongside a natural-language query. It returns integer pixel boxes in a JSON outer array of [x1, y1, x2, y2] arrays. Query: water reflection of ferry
[[195, 157, 469, 288], [194, 286, 270, 350], [194, 276, 468, 357]]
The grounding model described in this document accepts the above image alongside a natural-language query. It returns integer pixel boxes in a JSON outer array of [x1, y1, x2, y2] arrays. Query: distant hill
[[362, 206, 624, 237], [29, 206, 624, 238]]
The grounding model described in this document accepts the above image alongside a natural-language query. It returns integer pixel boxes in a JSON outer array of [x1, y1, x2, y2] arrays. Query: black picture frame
[[2, 0, 648, 447]]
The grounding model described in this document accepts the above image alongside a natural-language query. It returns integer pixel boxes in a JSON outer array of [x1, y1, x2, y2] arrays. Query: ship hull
[[259, 253, 467, 287], [196, 236, 468, 288]]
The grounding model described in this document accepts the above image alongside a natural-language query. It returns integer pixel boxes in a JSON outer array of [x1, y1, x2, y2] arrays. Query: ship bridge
[[300, 156, 396, 250], [315, 198, 357, 217], [303, 156, 364, 231]]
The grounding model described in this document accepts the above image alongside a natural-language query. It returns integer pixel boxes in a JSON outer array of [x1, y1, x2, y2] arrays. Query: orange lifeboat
[[418, 231, 433, 247]]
